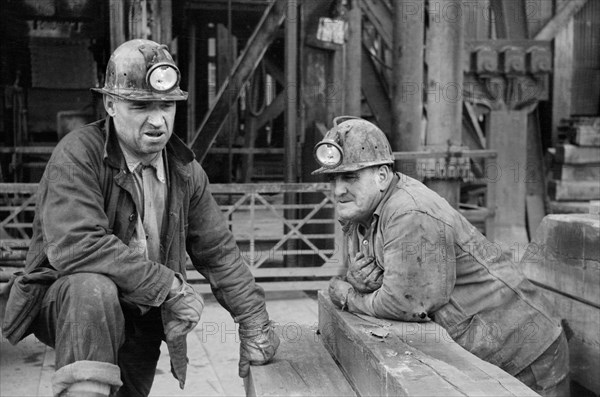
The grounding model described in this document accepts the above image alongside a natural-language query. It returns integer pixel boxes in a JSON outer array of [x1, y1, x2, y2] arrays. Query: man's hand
[[162, 273, 204, 341], [238, 321, 280, 378], [346, 252, 383, 293], [328, 277, 354, 310]]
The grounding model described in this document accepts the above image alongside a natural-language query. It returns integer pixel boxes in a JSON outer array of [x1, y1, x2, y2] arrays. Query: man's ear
[[375, 165, 392, 190], [103, 95, 116, 117]]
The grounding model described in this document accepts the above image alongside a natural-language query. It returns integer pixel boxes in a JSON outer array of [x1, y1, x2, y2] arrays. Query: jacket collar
[[373, 173, 400, 219], [102, 116, 195, 177]]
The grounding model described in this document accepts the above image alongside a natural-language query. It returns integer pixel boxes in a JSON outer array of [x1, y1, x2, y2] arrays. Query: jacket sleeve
[[347, 210, 456, 321], [186, 162, 268, 328], [36, 136, 174, 308]]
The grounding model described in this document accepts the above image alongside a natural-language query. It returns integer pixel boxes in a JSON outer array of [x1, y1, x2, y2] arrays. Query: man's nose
[[147, 112, 165, 128], [332, 178, 347, 197]]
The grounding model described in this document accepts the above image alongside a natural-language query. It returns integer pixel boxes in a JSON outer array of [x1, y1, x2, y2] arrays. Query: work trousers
[[32, 273, 165, 397], [515, 331, 570, 397]]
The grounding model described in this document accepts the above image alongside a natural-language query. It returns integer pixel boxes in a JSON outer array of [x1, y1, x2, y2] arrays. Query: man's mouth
[[144, 131, 165, 138]]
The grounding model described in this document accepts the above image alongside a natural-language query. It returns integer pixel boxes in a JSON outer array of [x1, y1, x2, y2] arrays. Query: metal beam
[[190, 0, 287, 163]]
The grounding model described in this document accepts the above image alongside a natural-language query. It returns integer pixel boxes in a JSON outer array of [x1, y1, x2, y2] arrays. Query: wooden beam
[[245, 325, 356, 397], [391, 0, 423, 179], [255, 92, 285, 131], [189, 0, 287, 163], [490, 0, 528, 39], [361, 47, 391, 134], [109, 0, 126, 52], [424, 0, 464, 207], [187, 23, 197, 143], [284, 0, 298, 183], [534, 0, 588, 41], [551, 0, 574, 146], [345, 1, 361, 116], [151, 0, 172, 44], [318, 292, 539, 397], [359, 0, 392, 49]]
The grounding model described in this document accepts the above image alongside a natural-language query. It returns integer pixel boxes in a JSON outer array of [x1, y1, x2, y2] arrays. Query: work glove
[[162, 273, 204, 342], [346, 252, 383, 293], [328, 276, 355, 310], [238, 320, 280, 378]]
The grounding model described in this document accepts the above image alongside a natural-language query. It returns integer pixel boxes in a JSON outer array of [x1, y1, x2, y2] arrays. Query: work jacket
[[9, 117, 268, 387], [345, 174, 562, 376]]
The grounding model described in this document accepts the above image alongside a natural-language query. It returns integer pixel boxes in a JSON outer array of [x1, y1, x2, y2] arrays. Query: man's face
[[106, 98, 176, 161], [328, 167, 383, 224]]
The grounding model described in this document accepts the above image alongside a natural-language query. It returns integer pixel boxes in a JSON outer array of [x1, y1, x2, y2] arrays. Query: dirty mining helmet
[[312, 116, 394, 175], [92, 39, 188, 101]]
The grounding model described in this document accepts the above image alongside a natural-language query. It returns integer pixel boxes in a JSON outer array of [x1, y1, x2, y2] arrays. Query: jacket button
[[129, 213, 136, 222]]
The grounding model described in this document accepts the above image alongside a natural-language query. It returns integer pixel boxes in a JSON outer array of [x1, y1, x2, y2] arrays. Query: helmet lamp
[[147, 62, 180, 92], [314, 140, 343, 168]]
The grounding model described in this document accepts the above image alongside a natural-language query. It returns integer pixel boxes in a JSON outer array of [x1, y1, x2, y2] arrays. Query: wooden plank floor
[[0, 291, 319, 397]]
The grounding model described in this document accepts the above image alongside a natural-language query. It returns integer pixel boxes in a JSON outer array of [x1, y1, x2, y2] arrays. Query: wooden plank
[[192, 281, 330, 294], [534, 0, 589, 40], [553, 163, 600, 181], [572, 125, 600, 146], [186, 266, 345, 281], [245, 324, 356, 397], [190, 0, 287, 163], [554, 144, 600, 164], [548, 180, 600, 201], [486, 110, 529, 246], [548, 200, 591, 214], [318, 292, 538, 397], [537, 287, 600, 394], [551, 0, 574, 145]]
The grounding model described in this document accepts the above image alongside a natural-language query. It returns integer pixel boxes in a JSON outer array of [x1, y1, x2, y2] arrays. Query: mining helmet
[[92, 39, 188, 101], [312, 116, 394, 175]]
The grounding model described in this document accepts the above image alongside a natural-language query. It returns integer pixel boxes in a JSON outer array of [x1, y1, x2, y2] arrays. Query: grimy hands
[[346, 252, 383, 293]]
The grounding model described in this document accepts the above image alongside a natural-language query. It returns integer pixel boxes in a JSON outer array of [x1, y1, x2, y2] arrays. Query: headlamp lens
[[148, 65, 178, 92], [315, 142, 342, 168]]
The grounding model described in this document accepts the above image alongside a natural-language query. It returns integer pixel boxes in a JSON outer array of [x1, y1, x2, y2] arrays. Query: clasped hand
[[346, 252, 383, 293]]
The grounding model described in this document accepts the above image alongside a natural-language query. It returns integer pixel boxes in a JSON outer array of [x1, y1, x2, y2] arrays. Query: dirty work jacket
[[17, 117, 268, 387], [344, 174, 562, 376]]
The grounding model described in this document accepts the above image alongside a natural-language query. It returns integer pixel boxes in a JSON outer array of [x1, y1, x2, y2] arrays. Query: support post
[[424, 0, 464, 207], [285, 0, 299, 267], [344, 0, 361, 116], [109, 0, 126, 52], [392, 0, 424, 179]]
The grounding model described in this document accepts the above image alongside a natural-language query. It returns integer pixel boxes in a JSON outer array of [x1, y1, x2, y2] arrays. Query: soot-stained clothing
[[343, 173, 563, 376]]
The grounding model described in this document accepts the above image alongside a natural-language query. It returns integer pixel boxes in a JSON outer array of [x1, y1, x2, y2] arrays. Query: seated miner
[[315, 117, 569, 397], [2, 39, 279, 397]]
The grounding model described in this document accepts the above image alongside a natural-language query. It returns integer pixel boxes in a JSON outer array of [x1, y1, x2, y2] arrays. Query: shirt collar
[[121, 146, 167, 183]]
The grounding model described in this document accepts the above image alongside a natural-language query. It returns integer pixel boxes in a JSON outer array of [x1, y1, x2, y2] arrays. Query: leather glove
[[162, 273, 204, 342], [238, 320, 280, 378], [346, 252, 383, 293], [328, 276, 355, 310]]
